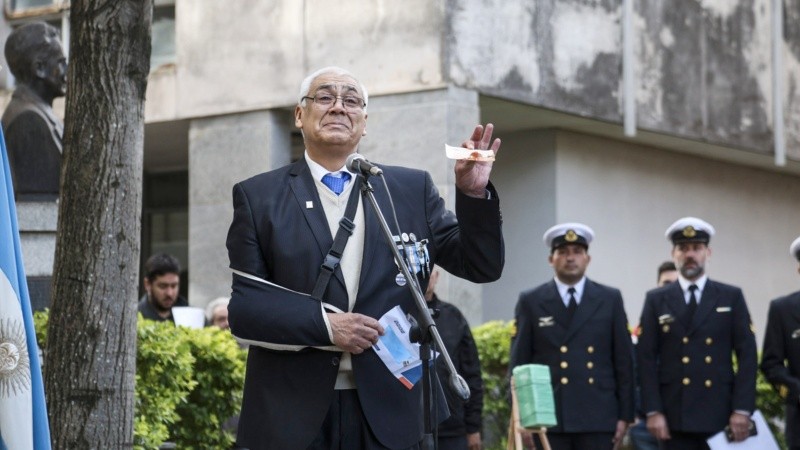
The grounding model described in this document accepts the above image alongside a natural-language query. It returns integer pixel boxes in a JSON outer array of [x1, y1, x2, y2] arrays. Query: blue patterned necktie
[[321, 172, 351, 195]]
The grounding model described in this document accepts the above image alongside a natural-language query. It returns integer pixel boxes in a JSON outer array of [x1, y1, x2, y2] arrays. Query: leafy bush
[[135, 320, 197, 450], [472, 320, 514, 450], [757, 360, 788, 450], [170, 326, 246, 449], [34, 310, 246, 450]]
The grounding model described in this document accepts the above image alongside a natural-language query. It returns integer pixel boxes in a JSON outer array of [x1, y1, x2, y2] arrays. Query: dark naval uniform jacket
[[226, 159, 504, 450], [637, 279, 757, 434], [761, 291, 800, 447], [509, 278, 634, 433]]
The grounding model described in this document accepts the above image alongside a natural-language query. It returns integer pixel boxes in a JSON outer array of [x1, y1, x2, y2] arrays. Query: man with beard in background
[[637, 217, 757, 450]]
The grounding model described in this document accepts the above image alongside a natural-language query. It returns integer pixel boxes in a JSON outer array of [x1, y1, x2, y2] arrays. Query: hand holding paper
[[372, 306, 438, 390], [452, 123, 501, 198], [445, 145, 495, 162]]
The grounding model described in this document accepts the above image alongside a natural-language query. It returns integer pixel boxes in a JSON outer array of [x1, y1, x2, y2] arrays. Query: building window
[[141, 170, 188, 297], [151, 2, 175, 70], [6, 0, 65, 15]]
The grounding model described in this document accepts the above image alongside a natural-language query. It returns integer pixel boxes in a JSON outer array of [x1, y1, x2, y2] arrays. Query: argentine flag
[[0, 128, 51, 449]]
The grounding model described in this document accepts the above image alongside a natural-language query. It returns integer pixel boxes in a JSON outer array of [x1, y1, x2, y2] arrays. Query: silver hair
[[205, 296, 230, 322], [298, 66, 369, 113]]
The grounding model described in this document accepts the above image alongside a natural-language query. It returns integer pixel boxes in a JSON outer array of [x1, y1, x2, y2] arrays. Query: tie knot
[[567, 287, 576, 295], [689, 284, 698, 292], [321, 172, 351, 195]]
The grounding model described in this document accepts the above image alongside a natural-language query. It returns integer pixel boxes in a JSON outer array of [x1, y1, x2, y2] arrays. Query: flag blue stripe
[[0, 127, 51, 449]]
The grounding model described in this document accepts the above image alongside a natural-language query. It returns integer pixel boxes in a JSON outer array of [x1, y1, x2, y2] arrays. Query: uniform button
[[561, 377, 569, 385], [682, 356, 690, 364], [682, 337, 689, 344], [331, 357, 340, 366], [705, 379, 712, 388], [682, 377, 690, 385], [560, 361, 568, 369], [587, 346, 595, 354], [588, 377, 595, 384], [705, 356, 712, 364], [586, 362, 594, 369], [560, 346, 568, 353], [706, 337, 713, 345]]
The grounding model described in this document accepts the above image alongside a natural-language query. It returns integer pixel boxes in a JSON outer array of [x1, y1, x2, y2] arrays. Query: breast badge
[[538, 316, 555, 327]]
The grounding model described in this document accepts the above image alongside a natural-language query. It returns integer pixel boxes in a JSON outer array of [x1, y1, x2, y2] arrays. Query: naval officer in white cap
[[510, 223, 634, 450], [637, 217, 757, 450], [761, 235, 800, 450]]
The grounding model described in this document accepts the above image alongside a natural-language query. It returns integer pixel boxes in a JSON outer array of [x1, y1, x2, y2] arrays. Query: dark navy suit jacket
[[226, 158, 504, 449], [509, 278, 635, 433], [761, 291, 800, 446], [637, 280, 757, 434]]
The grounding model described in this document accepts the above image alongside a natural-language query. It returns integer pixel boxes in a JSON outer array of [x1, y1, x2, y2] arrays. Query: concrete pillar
[[188, 110, 291, 308]]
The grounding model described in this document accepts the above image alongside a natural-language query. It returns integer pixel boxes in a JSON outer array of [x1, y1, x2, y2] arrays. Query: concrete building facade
[[5, 0, 800, 344]]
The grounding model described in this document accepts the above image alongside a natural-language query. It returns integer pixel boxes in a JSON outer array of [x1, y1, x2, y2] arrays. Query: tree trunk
[[44, 1, 152, 448]]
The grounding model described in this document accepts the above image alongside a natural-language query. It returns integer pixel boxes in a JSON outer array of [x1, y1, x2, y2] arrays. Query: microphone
[[346, 153, 383, 177]]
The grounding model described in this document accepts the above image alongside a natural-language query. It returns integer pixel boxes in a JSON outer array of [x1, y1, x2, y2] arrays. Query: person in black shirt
[[427, 268, 484, 450]]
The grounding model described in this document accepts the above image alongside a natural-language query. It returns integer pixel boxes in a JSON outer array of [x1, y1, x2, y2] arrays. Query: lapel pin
[[306, 201, 313, 209]]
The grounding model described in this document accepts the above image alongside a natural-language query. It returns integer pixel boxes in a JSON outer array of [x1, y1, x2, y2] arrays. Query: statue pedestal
[[16, 200, 58, 310]]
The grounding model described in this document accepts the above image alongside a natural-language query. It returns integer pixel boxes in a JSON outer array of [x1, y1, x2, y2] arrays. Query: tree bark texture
[[44, 1, 152, 449]]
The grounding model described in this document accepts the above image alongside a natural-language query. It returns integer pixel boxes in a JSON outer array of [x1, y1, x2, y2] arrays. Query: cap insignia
[[565, 230, 578, 242], [682, 226, 696, 238]]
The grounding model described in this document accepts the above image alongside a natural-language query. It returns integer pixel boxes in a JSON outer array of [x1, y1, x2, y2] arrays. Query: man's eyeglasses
[[301, 93, 366, 111]]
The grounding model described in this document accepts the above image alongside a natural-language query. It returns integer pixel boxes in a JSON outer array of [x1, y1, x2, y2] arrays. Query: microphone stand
[[358, 174, 470, 450]]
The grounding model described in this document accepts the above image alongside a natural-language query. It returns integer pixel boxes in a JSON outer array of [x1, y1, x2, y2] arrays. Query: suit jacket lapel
[[540, 281, 569, 329], [533, 281, 567, 347], [564, 279, 603, 342], [666, 283, 690, 330], [689, 280, 718, 334], [288, 161, 348, 301]]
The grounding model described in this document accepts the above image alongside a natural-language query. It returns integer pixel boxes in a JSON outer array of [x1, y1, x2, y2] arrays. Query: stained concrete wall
[[784, 0, 800, 159], [488, 129, 800, 345], [636, 0, 773, 153], [153, 0, 800, 159], [172, 0, 446, 120], [447, 0, 800, 161]]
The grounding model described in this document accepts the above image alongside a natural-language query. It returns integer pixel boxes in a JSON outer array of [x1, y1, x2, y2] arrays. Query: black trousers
[[659, 431, 711, 450], [534, 432, 614, 450], [436, 435, 467, 450], [307, 389, 420, 450]]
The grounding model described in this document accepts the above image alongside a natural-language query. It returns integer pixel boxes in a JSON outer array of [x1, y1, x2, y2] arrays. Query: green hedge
[[472, 320, 514, 450], [472, 320, 789, 450], [34, 310, 246, 450]]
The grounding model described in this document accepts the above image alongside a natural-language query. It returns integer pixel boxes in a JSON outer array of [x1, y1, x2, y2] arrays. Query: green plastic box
[[513, 364, 558, 428]]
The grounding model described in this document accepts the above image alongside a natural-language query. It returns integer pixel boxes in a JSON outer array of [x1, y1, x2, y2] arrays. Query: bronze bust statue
[[2, 22, 67, 201]]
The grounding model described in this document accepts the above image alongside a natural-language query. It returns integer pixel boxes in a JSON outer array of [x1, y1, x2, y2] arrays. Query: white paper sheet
[[172, 306, 205, 329], [706, 410, 780, 450], [372, 305, 438, 390], [444, 144, 496, 161]]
